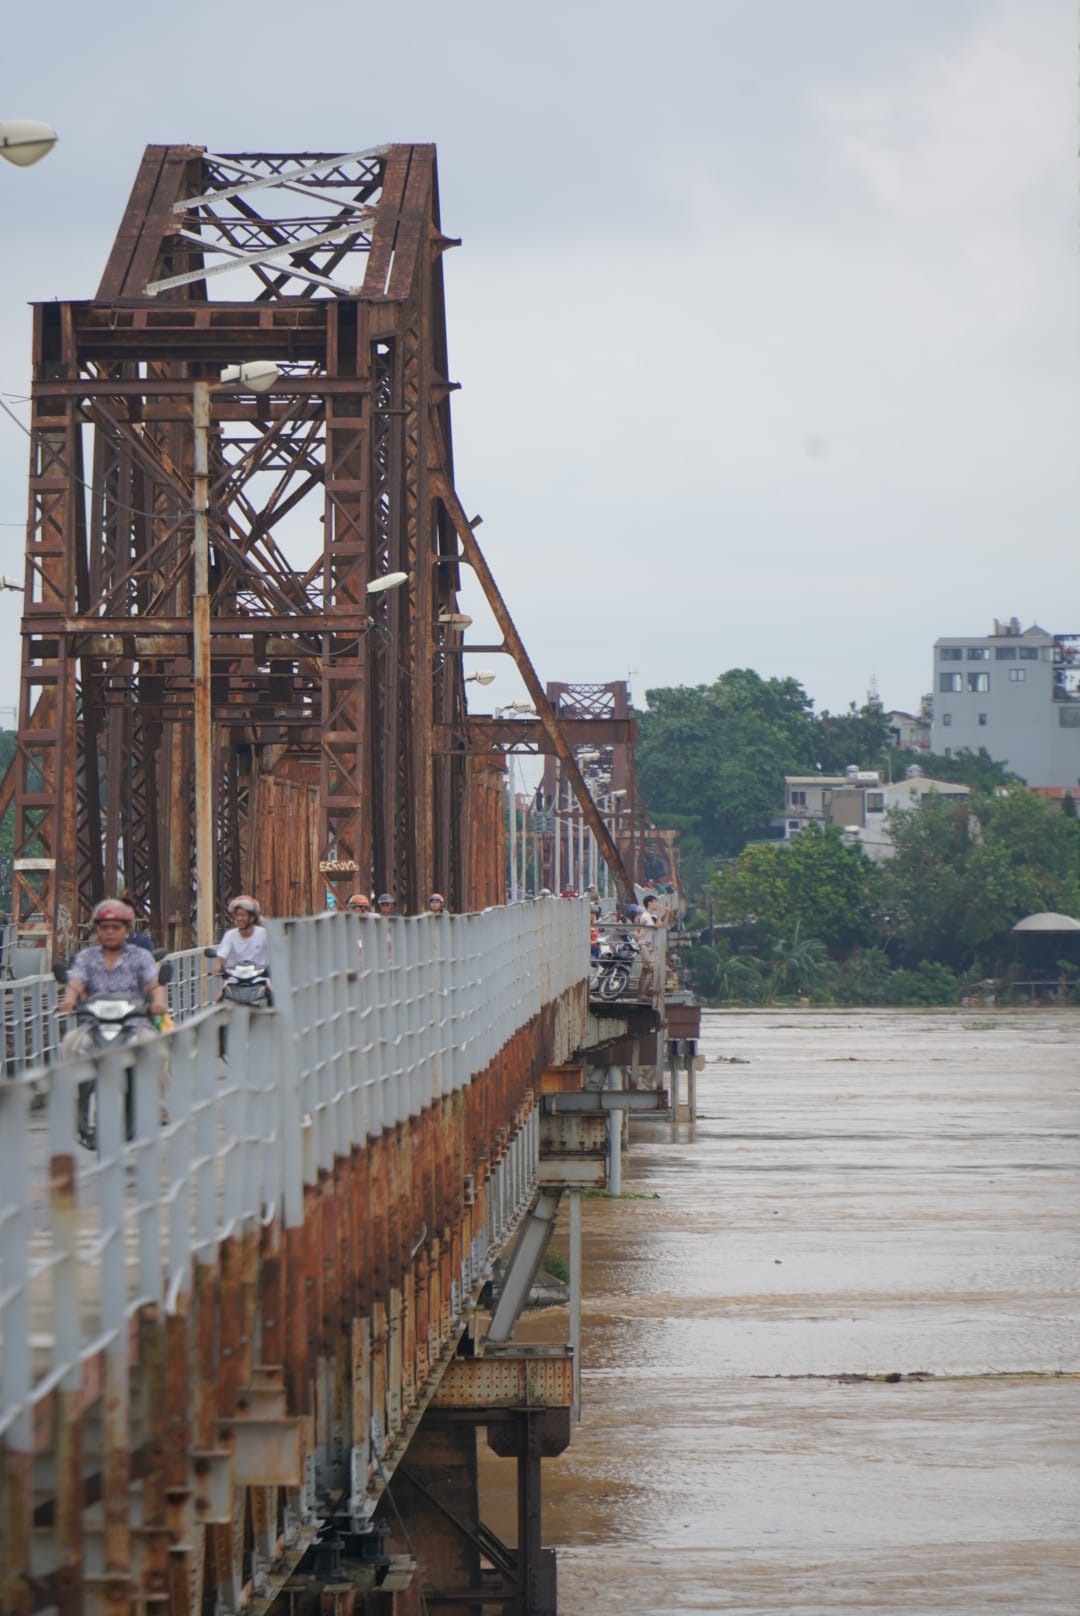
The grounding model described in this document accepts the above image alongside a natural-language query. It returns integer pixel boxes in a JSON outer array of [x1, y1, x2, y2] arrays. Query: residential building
[[783, 766, 969, 861], [931, 617, 1080, 787], [783, 774, 851, 835], [884, 708, 930, 751]]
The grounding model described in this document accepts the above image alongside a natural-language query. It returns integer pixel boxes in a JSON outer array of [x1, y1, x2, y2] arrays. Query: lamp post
[[464, 670, 495, 687], [599, 790, 627, 900], [574, 752, 601, 891], [492, 700, 535, 898], [0, 121, 58, 167]]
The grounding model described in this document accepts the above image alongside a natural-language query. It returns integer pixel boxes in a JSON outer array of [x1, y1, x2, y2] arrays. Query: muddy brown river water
[[482, 1008, 1080, 1614]]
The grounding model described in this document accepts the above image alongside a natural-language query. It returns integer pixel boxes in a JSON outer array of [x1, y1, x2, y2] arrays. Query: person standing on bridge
[[346, 894, 372, 915], [427, 892, 446, 915]]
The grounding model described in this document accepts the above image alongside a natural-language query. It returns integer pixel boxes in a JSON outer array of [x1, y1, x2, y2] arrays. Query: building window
[[942, 713, 952, 726], [1020, 647, 1039, 660], [1009, 668, 1026, 682], [790, 790, 806, 806], [866, 792, 885, 813], [967, 647, 990, 660], [940, 673, 962, 693], [939, 647, 963, 661], [978, 713, 988, 726], [995, 646, 1016, 660], [944, 747, 952, 759], [1059, 707, 1080, 728], [967, 672, 990, 692], [788, 820, 800, 831]]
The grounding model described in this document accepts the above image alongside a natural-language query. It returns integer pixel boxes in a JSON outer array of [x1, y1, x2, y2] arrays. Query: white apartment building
[[783, 766, 969, 861], [930, 618, 1080, 787]]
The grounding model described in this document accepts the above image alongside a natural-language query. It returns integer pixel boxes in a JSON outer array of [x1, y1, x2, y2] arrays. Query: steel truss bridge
[[0, 144, 699, 1614]]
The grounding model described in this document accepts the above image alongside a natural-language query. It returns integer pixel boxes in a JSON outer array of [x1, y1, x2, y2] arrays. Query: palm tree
[[770, 920, 831, 997], [715, 952, 766, 1004]]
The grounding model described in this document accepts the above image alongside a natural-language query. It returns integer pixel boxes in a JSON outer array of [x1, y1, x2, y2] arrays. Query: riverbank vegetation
[[638, 674, 1080, 1006]]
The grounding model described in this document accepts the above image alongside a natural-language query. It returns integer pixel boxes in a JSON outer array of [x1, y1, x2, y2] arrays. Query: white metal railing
[[0, 900, 588, 1451]]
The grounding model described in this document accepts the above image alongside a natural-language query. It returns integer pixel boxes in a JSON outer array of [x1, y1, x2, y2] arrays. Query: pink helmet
[[91, 898, 135, 927]]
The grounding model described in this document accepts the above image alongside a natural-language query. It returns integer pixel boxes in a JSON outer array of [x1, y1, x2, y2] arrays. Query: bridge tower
[[10, 144, 486, 950]]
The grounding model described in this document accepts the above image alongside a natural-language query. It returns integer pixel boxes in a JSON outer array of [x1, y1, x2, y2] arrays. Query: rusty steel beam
[[430, 464, 636, 907]]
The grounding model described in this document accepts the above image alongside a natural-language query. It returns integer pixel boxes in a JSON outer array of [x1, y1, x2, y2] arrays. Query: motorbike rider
[[213, 895, 270, 986], [427, 892, 446, 915], [59, 898, 168, 1050]]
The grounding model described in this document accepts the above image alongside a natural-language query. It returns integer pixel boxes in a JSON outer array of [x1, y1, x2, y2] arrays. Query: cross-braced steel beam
[[12, 143, 473, 947]]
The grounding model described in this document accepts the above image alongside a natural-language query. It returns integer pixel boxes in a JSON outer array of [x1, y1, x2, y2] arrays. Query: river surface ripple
[[484, 1007, 1080, 1615]]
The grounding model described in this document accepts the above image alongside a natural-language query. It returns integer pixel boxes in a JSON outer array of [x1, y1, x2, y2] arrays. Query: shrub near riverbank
[[686, 939, 963, 1007]]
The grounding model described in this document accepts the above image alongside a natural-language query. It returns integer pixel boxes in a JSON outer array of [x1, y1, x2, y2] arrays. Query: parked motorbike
[[589, 930, 639, 1000], [54, 953, 174, 1151]]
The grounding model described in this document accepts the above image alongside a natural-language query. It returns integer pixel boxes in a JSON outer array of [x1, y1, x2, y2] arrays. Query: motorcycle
[[54, 953, 174, 1151], [204, 947, 273, 1008], [589, 930, 640, 1000]]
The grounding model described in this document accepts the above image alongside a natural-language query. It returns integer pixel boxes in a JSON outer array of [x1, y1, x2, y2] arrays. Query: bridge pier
[[375, 1351, 571, 1615]]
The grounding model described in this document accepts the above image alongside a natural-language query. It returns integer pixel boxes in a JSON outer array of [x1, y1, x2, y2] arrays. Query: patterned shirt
[[68, 942, 159, 1001]]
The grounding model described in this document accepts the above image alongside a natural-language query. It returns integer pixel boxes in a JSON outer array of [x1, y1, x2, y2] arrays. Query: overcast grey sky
[[1, 0, 1076, 724]]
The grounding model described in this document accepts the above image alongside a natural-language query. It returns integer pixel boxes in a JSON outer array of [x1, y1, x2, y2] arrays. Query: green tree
[[888, 960, 959, 1005], [709, 842, 793, 934], [638, 671, 818, 859], [639, 673, 905, 884], [835, 946, 893, 1005], [785, 822, 877, 949], [878, 794, 972, 969], [708, 824, 875, 951], [888, 747, 1023, 791], [815, 702, 892, 775], [769, 919, 832, 996], [715, 951, 766, 1003], [880, 787, 1080, 974]]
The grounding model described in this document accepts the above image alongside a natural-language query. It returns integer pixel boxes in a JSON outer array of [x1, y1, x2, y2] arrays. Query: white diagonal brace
[[175, 146, 390, 212], [145, 218, 375, 297]]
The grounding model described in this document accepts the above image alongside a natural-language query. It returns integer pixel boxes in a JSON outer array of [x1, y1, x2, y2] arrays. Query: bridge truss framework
[[10, 143, 631, 955]]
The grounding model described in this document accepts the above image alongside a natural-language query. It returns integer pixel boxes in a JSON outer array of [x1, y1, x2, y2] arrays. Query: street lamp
[[0, 121, 58, 168], [0, 576, 22, 592], [368, 571, 409, 596], [465, 670, 495, 686]]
